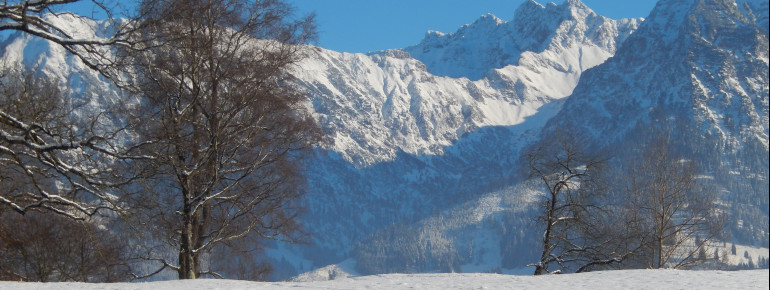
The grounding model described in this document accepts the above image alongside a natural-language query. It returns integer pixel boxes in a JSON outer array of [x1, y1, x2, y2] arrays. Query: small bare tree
[[125, 0, 318, 279], [525, 132, 637, 275], [627, 136, 724, 269]]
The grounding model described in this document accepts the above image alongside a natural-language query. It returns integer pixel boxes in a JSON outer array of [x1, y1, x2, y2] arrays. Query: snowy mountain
[[295, 0, 640, 167], [284, 0, 641, 277], [1, 0, 767, 282], [541, 0, 769, 245], [289, 0, 768, 277]]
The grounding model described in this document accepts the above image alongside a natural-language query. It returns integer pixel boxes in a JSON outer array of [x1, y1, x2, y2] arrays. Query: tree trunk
[[178, 202, 198, 279], [534, 191, 557, 275]]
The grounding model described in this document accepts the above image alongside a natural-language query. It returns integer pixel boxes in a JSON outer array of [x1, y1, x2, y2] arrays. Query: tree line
[[1, 0, 318, 281]]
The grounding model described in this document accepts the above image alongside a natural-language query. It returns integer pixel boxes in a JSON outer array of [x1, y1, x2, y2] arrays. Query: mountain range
[[1, 0, 767, 280]]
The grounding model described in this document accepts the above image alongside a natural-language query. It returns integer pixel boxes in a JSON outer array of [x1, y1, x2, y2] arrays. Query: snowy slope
[[1, 269, 767, 290], [0, 13, 126, 132], [348, 184, 542, 275]]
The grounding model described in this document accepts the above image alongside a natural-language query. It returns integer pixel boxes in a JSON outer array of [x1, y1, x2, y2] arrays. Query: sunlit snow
[[1, 270, 766, 290]]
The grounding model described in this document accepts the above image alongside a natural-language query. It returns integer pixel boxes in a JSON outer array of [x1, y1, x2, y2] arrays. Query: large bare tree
[[0, 1, 148, 283], [125, 0, 318, 279]]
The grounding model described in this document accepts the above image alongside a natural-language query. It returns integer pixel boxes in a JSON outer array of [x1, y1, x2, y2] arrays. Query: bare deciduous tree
[[627, 136, 724, 269], [0, 210, 131, 282], [525, 132, 637, 275], [0, 68, 131, 219], [0, 0, 138, 218], [0, 1, 146, 283], [526, 132, 603, 275], [124, 0, 318, 280]]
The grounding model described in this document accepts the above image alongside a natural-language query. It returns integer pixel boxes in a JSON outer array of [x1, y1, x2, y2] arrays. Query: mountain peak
[[414, 13, 505, 47], [515, 0, 545, 15], [515, 0, 596, 22], [564, 0, 589, 8], [618, 0, 768, 55], [403, 0, 636, 80], [475, 13, 505, 25], [563, 0, 597, 19]]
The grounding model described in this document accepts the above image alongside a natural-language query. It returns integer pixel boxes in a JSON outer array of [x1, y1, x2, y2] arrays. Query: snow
[[728, 244, 770, 266], [291, 259, 360, 282], [1, 270, 766, 290], [292, 1, 640, 168]]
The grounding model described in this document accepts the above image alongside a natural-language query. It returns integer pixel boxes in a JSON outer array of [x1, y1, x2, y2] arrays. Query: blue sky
[[287, 0, 659, 53], [59, 0, 659, 53]]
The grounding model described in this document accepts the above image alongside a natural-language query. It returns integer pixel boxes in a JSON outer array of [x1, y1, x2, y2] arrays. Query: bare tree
[[124, 0, 318, 279], [626, 135, 724, 269], [0, 1, 149, 283], [0, 210, 132, 282], [0, 0, 139, 218], [525, 132, 636, 275], [0, 68, 132, 219]]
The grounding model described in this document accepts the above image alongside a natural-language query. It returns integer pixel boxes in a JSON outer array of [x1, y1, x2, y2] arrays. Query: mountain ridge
[[402, 0, 640, 80]]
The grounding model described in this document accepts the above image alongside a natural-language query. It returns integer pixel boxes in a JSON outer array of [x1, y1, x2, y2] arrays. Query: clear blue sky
[[60, 0, 659, 53], [288, 0, 657, 52], [286, 0, 659, 53]]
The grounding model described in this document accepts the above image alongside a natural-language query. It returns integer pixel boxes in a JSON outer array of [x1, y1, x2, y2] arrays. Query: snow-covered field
[[1, 269, 767, 290]]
